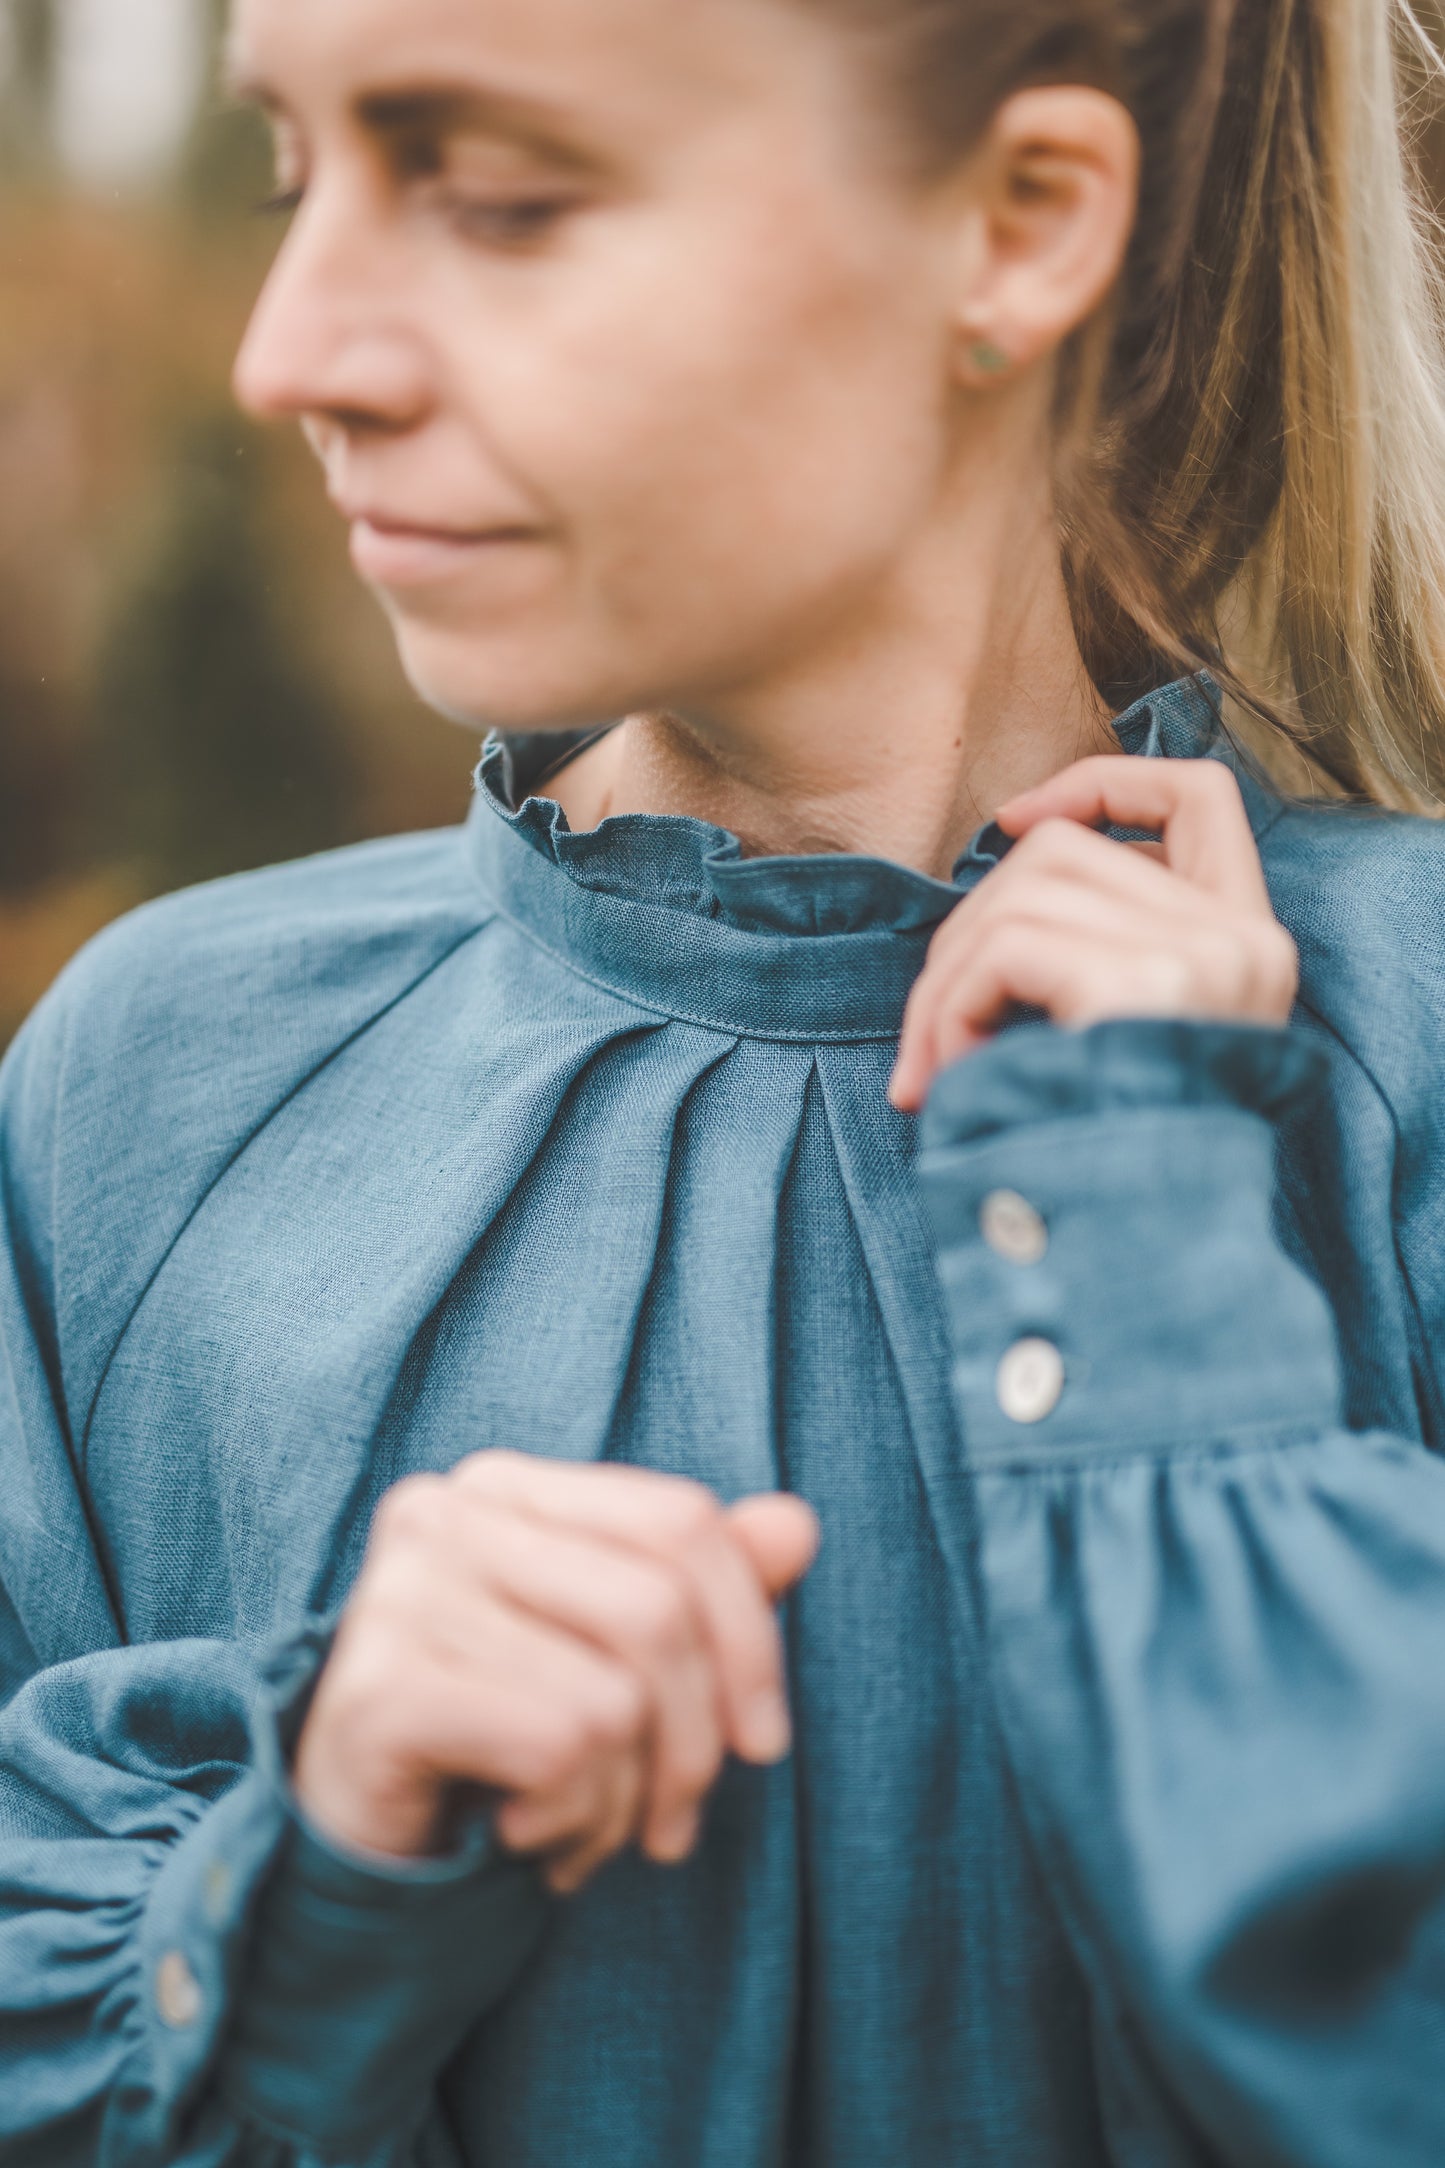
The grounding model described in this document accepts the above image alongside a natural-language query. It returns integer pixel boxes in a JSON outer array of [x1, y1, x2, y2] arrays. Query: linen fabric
[[4, 673, 1445, 2164]]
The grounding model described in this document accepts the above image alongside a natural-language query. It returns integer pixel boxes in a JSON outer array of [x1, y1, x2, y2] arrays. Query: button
[[996, 1337, 1064, 1423], [155, 1949, 203, 2030], [979, 1188, 1048, 1265], [203, 1860, 232, 1924]]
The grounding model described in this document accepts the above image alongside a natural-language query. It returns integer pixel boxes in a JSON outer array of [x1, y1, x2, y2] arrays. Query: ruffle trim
[[471, 674, 1225, 942]]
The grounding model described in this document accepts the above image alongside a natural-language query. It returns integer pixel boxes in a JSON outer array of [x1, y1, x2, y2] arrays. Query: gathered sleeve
[[0, 989, 549, 2168], [915, 1017, 1445, 2166]]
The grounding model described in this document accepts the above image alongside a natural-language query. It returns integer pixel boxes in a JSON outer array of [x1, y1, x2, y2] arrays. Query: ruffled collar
[[462, 672, 1231, 1042]]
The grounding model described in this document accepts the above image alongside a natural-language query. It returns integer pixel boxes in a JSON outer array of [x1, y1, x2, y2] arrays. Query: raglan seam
[[1288, 984, 1445, 1451], [73, 916, 500, 1493]]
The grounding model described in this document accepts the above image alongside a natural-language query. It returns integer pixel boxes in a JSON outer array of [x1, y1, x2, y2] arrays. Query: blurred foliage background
[[0, 0, 477, 1049]]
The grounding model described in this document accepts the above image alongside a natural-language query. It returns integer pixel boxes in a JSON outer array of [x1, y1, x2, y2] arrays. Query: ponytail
[[1064, 0, 1445, 808], [839, 0, 1445, 808]]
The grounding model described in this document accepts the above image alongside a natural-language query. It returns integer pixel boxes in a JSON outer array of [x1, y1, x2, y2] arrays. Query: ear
[[948, 86, 1139, 388]]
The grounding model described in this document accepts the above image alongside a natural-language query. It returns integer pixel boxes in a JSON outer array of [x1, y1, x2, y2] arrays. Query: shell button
[[979, 1188, 1048, 1265], [155, 1949, 203, 2030], [203, 1859, 232, 1924], [996, 1337, 1064, 1424]]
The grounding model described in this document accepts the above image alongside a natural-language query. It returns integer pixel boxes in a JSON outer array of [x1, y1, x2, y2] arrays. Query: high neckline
[[462, 672, 1230, 1043]]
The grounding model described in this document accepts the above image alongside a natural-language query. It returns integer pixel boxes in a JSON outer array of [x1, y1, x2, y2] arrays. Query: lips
[[343, 509, 539, 590]]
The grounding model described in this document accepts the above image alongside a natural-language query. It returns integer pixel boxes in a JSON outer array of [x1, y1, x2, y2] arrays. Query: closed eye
[[254, 186, 304, 219], [449, 197, 579, 246]]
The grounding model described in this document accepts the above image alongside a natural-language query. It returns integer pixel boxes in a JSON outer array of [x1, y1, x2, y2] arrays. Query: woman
[[5, 0, 1445, 2158]]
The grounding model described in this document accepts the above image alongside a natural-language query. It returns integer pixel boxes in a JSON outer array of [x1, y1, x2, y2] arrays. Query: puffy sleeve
[[0, 985, 548, 2167], [915, 1016, 1445, 2167]]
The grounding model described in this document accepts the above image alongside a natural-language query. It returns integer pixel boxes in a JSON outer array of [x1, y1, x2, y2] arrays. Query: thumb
[[726, 1493, 821, 1601]]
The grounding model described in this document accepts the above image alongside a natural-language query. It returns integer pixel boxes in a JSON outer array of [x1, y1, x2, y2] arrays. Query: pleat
[[451, 1037, 817, 2168], [772, 1063, 985, 2161], [362, 1021, 751, 1488], [806, 1042, 1110, 2165], [608, 1036, 816, 1493], [811, 1045, 972, 1579], [85, 921, 719, 1635]]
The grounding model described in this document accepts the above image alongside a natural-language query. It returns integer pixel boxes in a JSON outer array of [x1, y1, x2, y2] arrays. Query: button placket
[[978, 1189, 1063, 1423]]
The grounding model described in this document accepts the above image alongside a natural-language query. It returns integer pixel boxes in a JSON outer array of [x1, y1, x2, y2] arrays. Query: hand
[[888, 756, 1298, 1112], [292, 1451, 819, 1895]]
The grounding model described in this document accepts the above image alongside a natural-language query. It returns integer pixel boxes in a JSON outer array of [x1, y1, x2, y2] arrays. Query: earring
[[969, 339, 1012, 377]]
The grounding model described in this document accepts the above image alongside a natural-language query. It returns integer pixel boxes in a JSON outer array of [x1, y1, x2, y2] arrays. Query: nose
[[232, 182, 432, 432]]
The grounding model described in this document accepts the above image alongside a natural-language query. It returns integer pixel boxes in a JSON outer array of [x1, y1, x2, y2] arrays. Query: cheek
[[452, 213, 950, 645]]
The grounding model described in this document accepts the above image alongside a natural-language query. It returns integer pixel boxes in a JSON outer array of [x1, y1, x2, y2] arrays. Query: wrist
[[291, 1672, 446, 1862], [915, 1019, 1342, 1461]]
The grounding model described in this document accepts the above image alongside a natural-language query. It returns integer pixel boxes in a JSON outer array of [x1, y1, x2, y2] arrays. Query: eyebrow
[[222, 66, 608, 172]]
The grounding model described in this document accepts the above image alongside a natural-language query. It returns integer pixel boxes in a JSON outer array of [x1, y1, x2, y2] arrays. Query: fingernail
[[651, 1810, 699, 1863], [741, 1695, 792, 1762]]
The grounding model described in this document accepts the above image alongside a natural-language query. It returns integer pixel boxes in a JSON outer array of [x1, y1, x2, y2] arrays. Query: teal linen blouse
[[6, 671, 1445, 2165]]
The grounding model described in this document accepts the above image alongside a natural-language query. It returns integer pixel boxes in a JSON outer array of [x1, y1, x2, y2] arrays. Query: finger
[[919, 867, 1207, 1009], [451, 1496, 727, 1857], [541, 1754, 653, 1893], [994, 756, 1269, 908], [892, 886, 1175, 1110], [889, 967, 948, 1113], [498, 1738, 647, 1864], [545, 1812, 651, 1895], [723, 1494, 820, 1602], [928, 922, 1200, 1068], [414, 1593, 650, 1796], [889, 843, 1197, 1109], [454, 1455, 794, 1764], [920, 825, 1213, 983], [545, 1843, 600, 1896], [494, 1752, 620, 1855]]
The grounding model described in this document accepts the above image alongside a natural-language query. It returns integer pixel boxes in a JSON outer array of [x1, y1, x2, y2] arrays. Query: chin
[[391, 621, 638, 737]]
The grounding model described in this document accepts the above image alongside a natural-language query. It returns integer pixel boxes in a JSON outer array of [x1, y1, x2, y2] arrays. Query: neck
[[546, 466, 1118, 883]]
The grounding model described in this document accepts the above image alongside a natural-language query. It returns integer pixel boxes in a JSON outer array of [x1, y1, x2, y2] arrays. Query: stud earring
[[969, 339, 1012, 377]]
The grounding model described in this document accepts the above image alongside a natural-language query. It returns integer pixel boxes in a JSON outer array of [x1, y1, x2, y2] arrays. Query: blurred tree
[[1, 0, 54, 175], [179, 0, 274, 222], [89, 414, 360, 889], [179, 94, 272, 224], [0, 661, 68, 891]]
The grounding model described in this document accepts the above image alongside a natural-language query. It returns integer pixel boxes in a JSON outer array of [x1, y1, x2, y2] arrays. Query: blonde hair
[[837, 0, 1445, 808]]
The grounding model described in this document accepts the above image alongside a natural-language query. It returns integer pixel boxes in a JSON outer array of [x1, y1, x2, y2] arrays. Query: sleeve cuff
[[919, 1016, 1327, 1151], [915, 1019, 1342, 1461], [122, 1617, 337, 2162], [216, 1800, 550, 2160], [214, 1650, 552, 2161], [129, 1617, 551, 2165]]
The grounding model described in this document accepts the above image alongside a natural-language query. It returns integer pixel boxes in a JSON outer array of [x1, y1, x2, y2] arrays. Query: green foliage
[[178, 97, 274, 225], [179, 0, 275, 232], [1, 0, 56, 176], [90, 416, 360, 889], [0, 662, 68, 893]]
